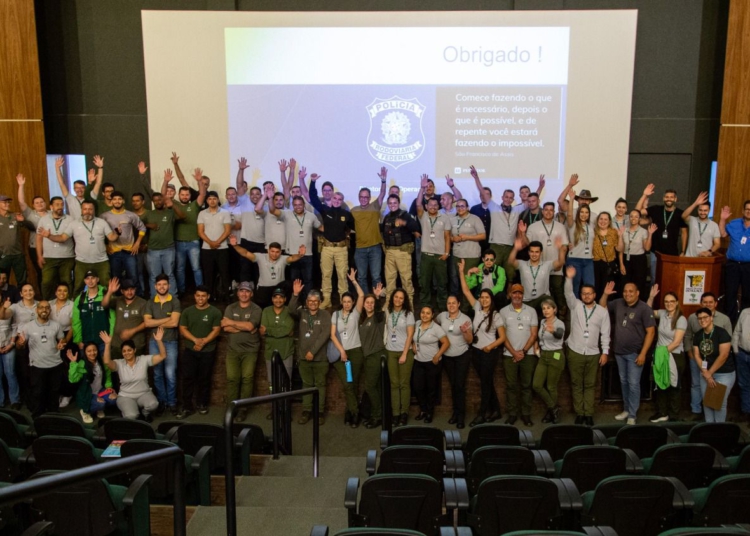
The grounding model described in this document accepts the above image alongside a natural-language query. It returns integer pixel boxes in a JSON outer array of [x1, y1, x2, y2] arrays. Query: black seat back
[[467, 446, 537, 495], [377, 445, 444, 481], [34, 414, 87, 439], [540, 425, 594, 461], [32, 435, 98, 471], [559, 445, 627, 493], [120, 439, 178, 500], [388, 426, 444, 451], [104, 418, 156, 443], [0, 408, 31, 427], [614, 424, 669, 459], [358, 474, 443, 534], [30, 470, 120, 536], [176, 423, 226, 470], [584, 476, 676, 536], [694, 474, 750, 526], [689, 423, 741, 456], [0, 438, 21, 483], [732, 445, 750, 474], [649, 443, 716, 489], [157, 420, 184, 436], [232, 423, 266, 454], [470, 475, 561, 536], [464, 424, 521, 457], [0, 413, 24, 448]]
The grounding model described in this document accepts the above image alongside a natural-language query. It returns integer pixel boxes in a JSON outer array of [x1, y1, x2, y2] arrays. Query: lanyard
[[627, 228, 638, 255], [52, 217, 63, 232], [663, 209, 675, 228], [390, 311, 403, 330], [542, 221, 554, 239], [614, 219, 624, 230], [416, 323, 430, 343], [702, 328, 714, 348], [306, 313, 315, 335], [528, 211, 540, 225], [529, 263, 541, 288], [294, 212, 306, 228], [82, 220, 95, 237], [428, 217, 438, 232], [698, 221, 708, 238], [456, 217, 467, 233], [341, 311, 350, 325], [583, 304, 596, 328]]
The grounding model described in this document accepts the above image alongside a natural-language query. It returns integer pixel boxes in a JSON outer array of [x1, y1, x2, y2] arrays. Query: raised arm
[[446, 174, 462, 200], [91, 155, 104, 198], [551, 235, 566, 271], [376, 167, 387, 206], [557, 173, 579, 210], [457, 259, 477, 308], [298, 166, 311, 202], [644, 223, 657, 252], [470, 165, 483, 196], [100, 331, 117, 372], [416, 175, 428, 218], [149, 328, 168, 365], [348, 268, 365, 313], [236, 157, 249, 196], [566, 188, 576, 227], [138, 162, 155, 199], [635, 183, 655, 216], [229, 235, 256, 262], [683, 191, 708, 222], [54, 157, 70, 198], [15, 174, 28, 212], [308, 174, 325, 213], [193, 168, 207, 207], [599, 280, 616, 307], [536, 174, 545, 196], [508, 237, 523, 269], [719, 206, 731, 238], [256, 189, 271, 215], [646, 284, 659, 314], [171, 152, 189, 189]]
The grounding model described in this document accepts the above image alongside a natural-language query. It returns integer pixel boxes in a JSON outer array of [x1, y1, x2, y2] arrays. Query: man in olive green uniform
[[260, 287, 296, 388]]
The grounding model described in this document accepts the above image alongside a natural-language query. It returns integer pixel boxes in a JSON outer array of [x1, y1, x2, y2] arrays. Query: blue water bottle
[[345, 361, 353, 383]]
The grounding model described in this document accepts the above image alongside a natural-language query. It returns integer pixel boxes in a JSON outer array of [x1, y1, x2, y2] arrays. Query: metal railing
[[224, 387, 320, 536], [0, 446, 186, 535], [271, 351, 293, 458]]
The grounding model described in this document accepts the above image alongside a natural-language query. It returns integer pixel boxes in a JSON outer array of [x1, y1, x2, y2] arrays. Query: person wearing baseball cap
[[260, 285, 295, 418], [103, 277, 148, 360], [498, 283, 539, 427]]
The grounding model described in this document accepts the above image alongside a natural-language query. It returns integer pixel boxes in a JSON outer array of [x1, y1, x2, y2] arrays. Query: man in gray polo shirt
[[565, 265, 610, 425], [601, 281, 656, 425], [499, 283, 538, 426], [255, 185, 288, 250], [416, 187, 452, 312], [197, 191, 232, 301], [281, 195, 322, 298], [450, 200, 486, 302], [17, 301, 65, 417], [36, 197, 75, 300], [508, 233, 566, 316], [238, 186, 266, 286], [0, 194, 35, 286]]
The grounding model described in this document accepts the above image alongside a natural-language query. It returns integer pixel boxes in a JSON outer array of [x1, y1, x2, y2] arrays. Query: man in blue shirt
[[720, 201, 750, 323]]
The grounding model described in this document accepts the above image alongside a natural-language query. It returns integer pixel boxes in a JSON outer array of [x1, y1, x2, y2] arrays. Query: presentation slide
[[225, 27, 568, 204], [142, 11, 637, 210]]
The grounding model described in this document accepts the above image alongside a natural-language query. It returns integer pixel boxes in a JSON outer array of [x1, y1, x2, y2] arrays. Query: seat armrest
[[445, 449, 465, 477], [91, 433, 107, 449], [21, 521, 56, 536], [165, 426, 180, 442], [192, 446, 213, 471], [366, 449, 377, 476], [665, 476, 695, 510], [622, 448, 643, 473], [310, 525, 329, 536], [552, 477, 582, 510], [519, 429, 534, 448], [234, 428, 253, 476], [18, 446, 35, 467], [455, 528, 473, 536], [583, 527, 618, 536], [713, 449, 730, 472], [533, 449, 555, 476], [122, 474, 151, 506], [439, 528, 456, 536], [444, 430, 461, 450], [444, 477, 470, 510], [380, 430, 389, 450], [345, 477, 359, 509], [123, 474, 151, 536], [666, 428, 681, 444], [592, 429, 608, 445], [191, 446, 212, 506]]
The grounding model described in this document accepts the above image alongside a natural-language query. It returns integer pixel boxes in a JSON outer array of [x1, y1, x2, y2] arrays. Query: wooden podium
[[654, 252, 724, 316]]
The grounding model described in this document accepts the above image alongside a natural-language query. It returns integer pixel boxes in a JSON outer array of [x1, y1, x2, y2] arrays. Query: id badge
[[621, 319, 628, 327], [414, 344, 420, 353], [342, 330, 348, 339], [584, 247, 590, 255], [448, 325, 454, 332], [271, 271, 277, 280], [274, 315, 280, 324], [390, 331, 397, 343], [123, 311, 129, 319], [547, 239, 552, 246], [304, 332, 311, 338], [583, 330, 590, 339], [701, 360, 708, 370], [8, 224, 14, 230], [89, 236, 96, 244], [662, 230, 668, 239], [429, 232, 435, 238], [517, 323, 524, 330], [531, 288, 537, 297], [697, 240, 703, 247], [299, 230, 304, 237], [626, 253, 631, 262], [553, 352, 561, 361], [53, 243, 59, 248], [602, 239, 608, 247], [276, 220, 282, 225], [742, 237, 748, 245], [40, 334, 48, 344], [255, 215, 261, 220]]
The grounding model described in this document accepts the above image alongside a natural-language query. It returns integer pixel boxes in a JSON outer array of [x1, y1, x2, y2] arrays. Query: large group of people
[[0, 152, 749, 428]]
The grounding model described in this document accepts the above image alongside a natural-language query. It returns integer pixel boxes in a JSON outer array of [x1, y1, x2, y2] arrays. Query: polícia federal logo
[[366, 97, 426, 169]]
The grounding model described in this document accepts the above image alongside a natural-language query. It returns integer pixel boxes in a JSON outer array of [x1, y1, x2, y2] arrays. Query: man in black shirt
[[692, 307, 734, 422], [636, 184, 687, 286], [470, 186, 493, 254], [309, 175, 354, 309]]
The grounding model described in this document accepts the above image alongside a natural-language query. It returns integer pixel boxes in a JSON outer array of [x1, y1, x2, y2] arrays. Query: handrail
[[224, 387, 320, 536], [271, 351, 293, 458], [380, 354, 392, 434], [0, 446, 186, 535]]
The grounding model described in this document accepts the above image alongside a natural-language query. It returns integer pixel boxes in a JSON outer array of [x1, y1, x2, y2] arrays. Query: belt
[[385, 243, 414, 252], [322, 239, 347, 248]]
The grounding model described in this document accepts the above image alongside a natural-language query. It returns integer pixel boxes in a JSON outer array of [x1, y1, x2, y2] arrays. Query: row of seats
[[310, 526, 750, 536]]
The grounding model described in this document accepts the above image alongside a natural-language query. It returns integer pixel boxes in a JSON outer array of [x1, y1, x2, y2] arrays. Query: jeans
[[690, 357, 703, 414], [289, 256, 314, 299], [151, 339, 178, 407], [0, 349, 20, 405], [615, 352, 644, 419], [567, 257, 595, 298], [109, 250, 138, 284], [354, 245, 383, 291], [700, 372, 736, 422], [147, 247, 177, 298], [724, 261, 750, 324], [0, 254, 26, 287], [736, 348, 750, 414], [650, 251, 657, 289], [175, 240, 203, 293]]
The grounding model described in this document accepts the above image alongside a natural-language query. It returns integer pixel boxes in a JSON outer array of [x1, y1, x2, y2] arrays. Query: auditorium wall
[[33, 0, 728, 207]]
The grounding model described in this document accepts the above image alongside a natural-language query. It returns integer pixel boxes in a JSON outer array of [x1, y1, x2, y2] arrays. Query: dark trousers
[[289, 256, 313, 300], [594, 260, 618, 301], [442, 351, 470, 419], [413, 359, 441, 413], [622, 253, 649, 299], [657, 352, 685, 417], [29, 363, 64, 418], [472, 346, 500, 416], [239, 240, 265, 287], [181, 348, 215, 410], [228, 239, 243, 285], [725, 260, 750, 323], [29, 247, 42, 293], [200, 248, 230, 300]]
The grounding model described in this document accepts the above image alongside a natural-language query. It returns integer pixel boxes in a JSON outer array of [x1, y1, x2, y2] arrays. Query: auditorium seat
[[345, 474, 467, 534], [0, 437, 24, 483], [659, 528, 750, 536], [539, 425, 607, 462], [504, 529, 619, 536], [466, 446, 554, 495], [31, 435, 104, 471], [381, 425, 460, 452], [580, 475, 693, 536], [310, 526, 472, 536], [608, 424, 677, 459], [679, 423, 742, 457], [102, 418, 164, 443], [726, 445, 750, 473], [168, 422, 252, 475], [462, 424, 535, 459], [28, 470, 151, 536], [33, 414, 98, 444], [120, 439, 212, 506], [463, 475, 582, 535], [0, 412, 32, 448], [690, 474, 750, 526], [366, 445, 451, 480], [554, 446, 639, 493], [642, 444, 725, 489]]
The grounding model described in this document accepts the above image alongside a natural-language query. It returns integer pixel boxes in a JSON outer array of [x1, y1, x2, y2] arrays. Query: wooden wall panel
[[721, 0, 750, 125], [0, 0, 43, 120], [715, 126, 750, 214]]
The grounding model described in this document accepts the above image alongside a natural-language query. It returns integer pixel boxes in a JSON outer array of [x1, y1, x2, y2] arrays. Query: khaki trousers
[[320, 246, 348, 302], [385, 248, 414, 305]]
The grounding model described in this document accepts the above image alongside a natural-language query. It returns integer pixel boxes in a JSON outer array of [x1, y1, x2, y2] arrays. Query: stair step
[[235, 475, 350, 508], [187, 505, 347, 536], [262, 455, 367, 479]]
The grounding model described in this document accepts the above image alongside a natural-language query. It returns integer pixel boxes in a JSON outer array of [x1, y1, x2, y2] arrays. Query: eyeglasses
[[697, 315, 711, 321]]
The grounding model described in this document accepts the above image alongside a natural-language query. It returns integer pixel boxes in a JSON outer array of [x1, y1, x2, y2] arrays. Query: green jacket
[[72, 285, 115, 344], [465, 263, 506, 296], [68, 359, 112, 389]]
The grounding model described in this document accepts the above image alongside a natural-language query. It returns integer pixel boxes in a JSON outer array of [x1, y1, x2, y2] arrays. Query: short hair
[[699, 201, 712, 209], [225, 187, 237, 193], [194, 285, 210, 295], [700, 292, 717, 302], [425, 179, 435, 185], [131, 192, 145, 201], [101, 182, 115, 191], [695, 307, 712, 318], [580, 283, 596, 294], [32, 196, 45, 204], [110, 191, 124, 199], [179, 186, 191, 194], [665, 189, 677, 195], [155, 273, 169, 284], [73, 180, 86, 187], [250, 186, 262, 194], [262, 181, 274, 188], [426, 197, 439, 206], [482, 249, 496, 259], [388, 194, 401, 204], [268, 242, 282, 250], [519, 185, 531, 192], [292, 195, 305, 205], [307, 289, 322, 301], [442, 192, 454, 200], [56, 282, 69, 292], [527, 192, 539, 200], [50, 196, 63, 204], [81, 200, 96, 209], [455, 198, 468, 207], [121, 340, 136, 351], [359, 188, 371, 196], [615, 197, 628, 206], [321, 181, 334, 191], [543, 202, 556, 210], [541, 298, 557, 311], [503, 189, 514, 196], [483, 187, 493, 197], [272, 192, 285, 200], [528, 240, 543, 251]]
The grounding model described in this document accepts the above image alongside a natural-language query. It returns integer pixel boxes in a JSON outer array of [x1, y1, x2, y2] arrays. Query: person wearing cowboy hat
[[556, 174, 599, 224]]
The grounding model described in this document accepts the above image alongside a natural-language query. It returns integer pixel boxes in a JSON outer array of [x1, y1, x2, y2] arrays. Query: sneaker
[[59, 396, 71, 408], [80, 409, 93, 424], [96, 410, 105, 418], [649, 413, 669, 423], [298, 411, 311, 425], [614, 411, 629, 421], [198, 406, 209, 415], [626, 418, 636, 425], [176, 409, 194, 420]]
